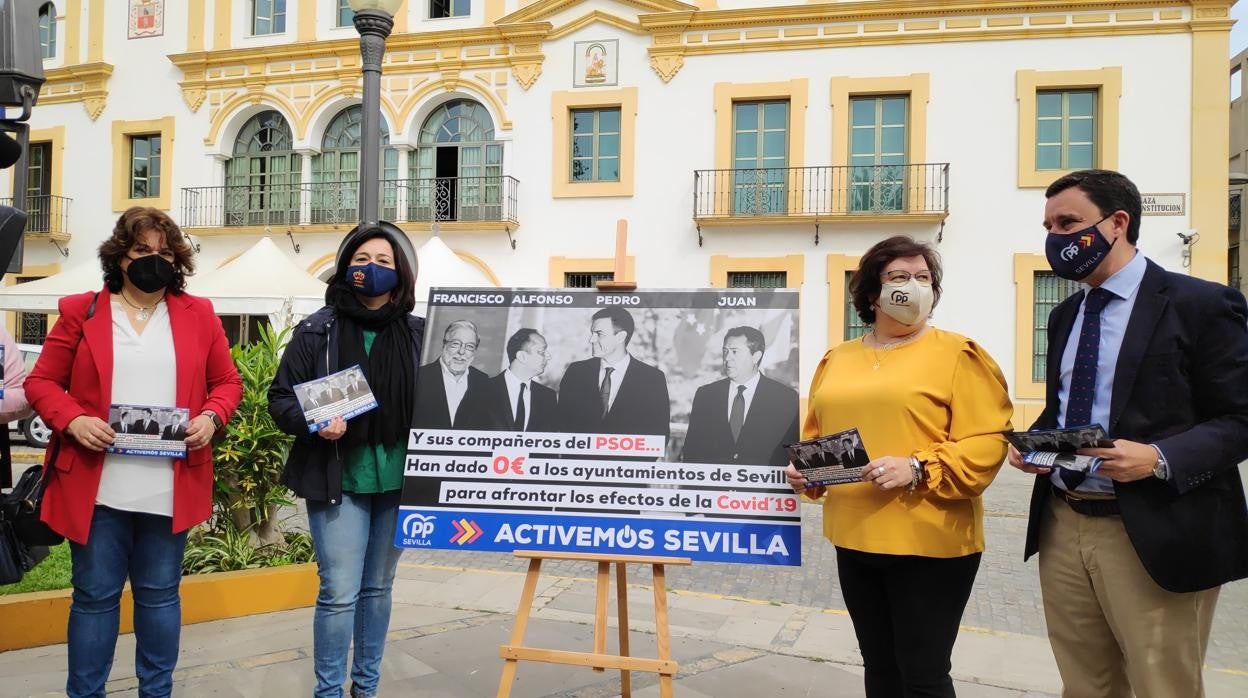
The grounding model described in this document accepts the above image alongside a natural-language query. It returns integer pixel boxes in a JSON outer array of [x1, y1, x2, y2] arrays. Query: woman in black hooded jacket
[[268, 225, 424, 698]]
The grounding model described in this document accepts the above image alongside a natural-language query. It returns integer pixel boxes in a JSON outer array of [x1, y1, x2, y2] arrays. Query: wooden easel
[[496, 551, 692, 698], [497, 221, 692, 696], [595, 219, 638, 292]]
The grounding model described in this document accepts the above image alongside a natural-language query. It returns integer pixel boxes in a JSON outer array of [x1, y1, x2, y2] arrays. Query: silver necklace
[[120, 291, 158, 322]]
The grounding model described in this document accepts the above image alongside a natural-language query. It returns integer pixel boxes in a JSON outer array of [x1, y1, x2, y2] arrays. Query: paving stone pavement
[[399, 465, 1248, 675], [3, 561, 1244, 698], [5, 450, 1245, 696]]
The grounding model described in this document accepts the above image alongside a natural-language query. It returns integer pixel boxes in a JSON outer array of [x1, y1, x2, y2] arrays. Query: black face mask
[[125, 254, 175, 293]]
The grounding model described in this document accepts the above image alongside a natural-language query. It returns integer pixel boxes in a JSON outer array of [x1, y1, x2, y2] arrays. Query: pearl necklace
[[867, 328, 925, 370]]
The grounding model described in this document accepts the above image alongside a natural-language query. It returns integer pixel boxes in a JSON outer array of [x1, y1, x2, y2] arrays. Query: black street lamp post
[[349, 0, 402, 228]]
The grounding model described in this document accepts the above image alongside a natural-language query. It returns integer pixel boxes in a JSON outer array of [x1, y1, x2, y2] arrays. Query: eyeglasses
[[882, 270, 933, 286], [445, 340, 478, 353]]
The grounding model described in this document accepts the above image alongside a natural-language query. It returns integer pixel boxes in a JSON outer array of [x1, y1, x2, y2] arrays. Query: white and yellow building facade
[[0, 0, 1235, 423]]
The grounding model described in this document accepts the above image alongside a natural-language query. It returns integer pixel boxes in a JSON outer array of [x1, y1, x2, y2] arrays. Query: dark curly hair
[[849, 235, 943, 326], [98, 207, 195, 293]]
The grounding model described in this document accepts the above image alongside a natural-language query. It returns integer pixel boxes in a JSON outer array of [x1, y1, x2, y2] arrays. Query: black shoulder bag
[[0, 294, 98, 582]]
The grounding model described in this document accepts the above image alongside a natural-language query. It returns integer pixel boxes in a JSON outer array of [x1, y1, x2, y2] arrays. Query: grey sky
[[1235, 3, 1247, 56]]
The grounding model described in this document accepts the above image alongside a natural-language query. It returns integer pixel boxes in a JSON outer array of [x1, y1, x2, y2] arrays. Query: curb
[[0, 563, 317, 652]]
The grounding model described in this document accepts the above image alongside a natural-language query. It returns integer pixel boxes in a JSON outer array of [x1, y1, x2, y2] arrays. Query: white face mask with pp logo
[[877, 279, 933, 326]]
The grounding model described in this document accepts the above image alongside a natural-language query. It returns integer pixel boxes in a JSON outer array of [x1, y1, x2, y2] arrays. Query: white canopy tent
[[187, 236, 326, 329], [0, 237, 326, 331], [0, 235, 496, 328], [413, 235, 498, 315], [0, 260, 105, 313]]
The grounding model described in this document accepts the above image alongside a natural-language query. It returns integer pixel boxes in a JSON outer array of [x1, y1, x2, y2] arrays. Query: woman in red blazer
[[25, 207, 241, 698]]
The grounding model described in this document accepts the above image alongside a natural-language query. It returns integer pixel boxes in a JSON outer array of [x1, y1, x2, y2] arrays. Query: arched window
[[410, 100, 503, 222], [38, 3, 56, 59], [224, 111, 301, 226], [311, 106, 397, 223]]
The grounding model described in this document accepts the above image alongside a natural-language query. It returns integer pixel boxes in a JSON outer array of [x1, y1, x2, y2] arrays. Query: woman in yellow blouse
[[786, 235, 1012, 698]]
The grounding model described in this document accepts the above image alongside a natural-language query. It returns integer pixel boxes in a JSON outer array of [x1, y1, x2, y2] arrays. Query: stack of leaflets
[[1004, 424, 1114, 475], [294, 365, 378, 433], [784, 427, 871, 487], [106, 404, 190, 458]]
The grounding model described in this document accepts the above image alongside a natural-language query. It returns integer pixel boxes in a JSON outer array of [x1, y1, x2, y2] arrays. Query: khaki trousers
[[1038, 495, 1220, 698]]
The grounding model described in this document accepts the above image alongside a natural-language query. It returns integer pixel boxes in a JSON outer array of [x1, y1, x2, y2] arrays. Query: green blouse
[[341, 329, 406, 494]]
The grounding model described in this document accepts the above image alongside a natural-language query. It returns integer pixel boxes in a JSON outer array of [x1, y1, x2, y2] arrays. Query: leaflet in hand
[[784, 427, 872, 488], [1005, 424, 1113, 474], [106, 404, 190, 458], [295, 365, 377, 433]]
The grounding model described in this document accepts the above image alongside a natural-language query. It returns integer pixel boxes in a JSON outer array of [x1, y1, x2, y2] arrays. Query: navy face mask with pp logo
[[1045, 215, 1114, 281]]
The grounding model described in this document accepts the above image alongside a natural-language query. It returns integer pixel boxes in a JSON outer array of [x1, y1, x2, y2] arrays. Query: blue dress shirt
[[1052, 251, 1148, 495]]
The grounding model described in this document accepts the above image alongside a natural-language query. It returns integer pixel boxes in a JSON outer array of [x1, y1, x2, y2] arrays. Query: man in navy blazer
[[556, 307, 670, 440], [414, 319, 488, 429], [1008, 169, 1248, 697], [681, 326, 797, 466], [463, 328, 557, 432], [130, 408, 161, 436]]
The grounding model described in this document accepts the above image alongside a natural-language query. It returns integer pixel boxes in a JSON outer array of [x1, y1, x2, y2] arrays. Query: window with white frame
[[38, 3, 56, 59], [252, 0, 286, 35], [336, 0, 353, 27], [1036, 90, 1096, 171], [570, 108, 621, 183], [129, 134, 161, 199]]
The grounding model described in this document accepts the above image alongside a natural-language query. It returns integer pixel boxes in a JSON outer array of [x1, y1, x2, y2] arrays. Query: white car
[[7, 343, 51, 448]]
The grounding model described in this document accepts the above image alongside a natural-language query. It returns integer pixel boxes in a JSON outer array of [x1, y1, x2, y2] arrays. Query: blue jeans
[[307, 491, 403, 698], [67, 506, 188, 698]]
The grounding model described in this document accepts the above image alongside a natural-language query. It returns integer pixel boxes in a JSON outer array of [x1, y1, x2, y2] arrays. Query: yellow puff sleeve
[[912, 340, 1013, 500]]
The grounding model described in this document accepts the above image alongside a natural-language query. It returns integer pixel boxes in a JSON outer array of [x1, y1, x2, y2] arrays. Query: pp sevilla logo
[[1060, 242, 1081, 261], [401, 513, 437, 540], [451, 519, 484, 545], [889, 288, 910, 304], [1060, 234, 1096, 262]]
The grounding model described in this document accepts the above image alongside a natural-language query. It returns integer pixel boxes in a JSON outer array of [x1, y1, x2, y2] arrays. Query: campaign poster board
[[397, 288, 803, 565]]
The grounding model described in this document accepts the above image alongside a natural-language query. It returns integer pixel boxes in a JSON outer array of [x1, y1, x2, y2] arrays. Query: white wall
[[11, 6, 1201, 397]]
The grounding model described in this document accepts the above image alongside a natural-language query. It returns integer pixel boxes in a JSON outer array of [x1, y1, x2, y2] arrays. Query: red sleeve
[[24, 292, 95, 434]]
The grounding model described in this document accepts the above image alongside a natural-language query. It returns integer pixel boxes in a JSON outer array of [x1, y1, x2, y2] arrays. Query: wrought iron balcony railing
[[180, 176, 520, 229], [0, 194, 72, 237], [693, 163, 949, 219]]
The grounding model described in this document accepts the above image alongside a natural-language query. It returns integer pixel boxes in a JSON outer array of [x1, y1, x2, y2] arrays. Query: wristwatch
[[1150, 444, 1170, 480], [201, 409, 224, 431]]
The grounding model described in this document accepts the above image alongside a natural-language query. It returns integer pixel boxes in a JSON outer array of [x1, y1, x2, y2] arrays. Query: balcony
[[693, 163, 949, 227], [180, 177, 520, 233], [0, 194, 72, 241]]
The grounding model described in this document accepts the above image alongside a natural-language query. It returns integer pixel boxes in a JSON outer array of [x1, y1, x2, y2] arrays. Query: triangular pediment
[[498, 0, 696, 26]]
